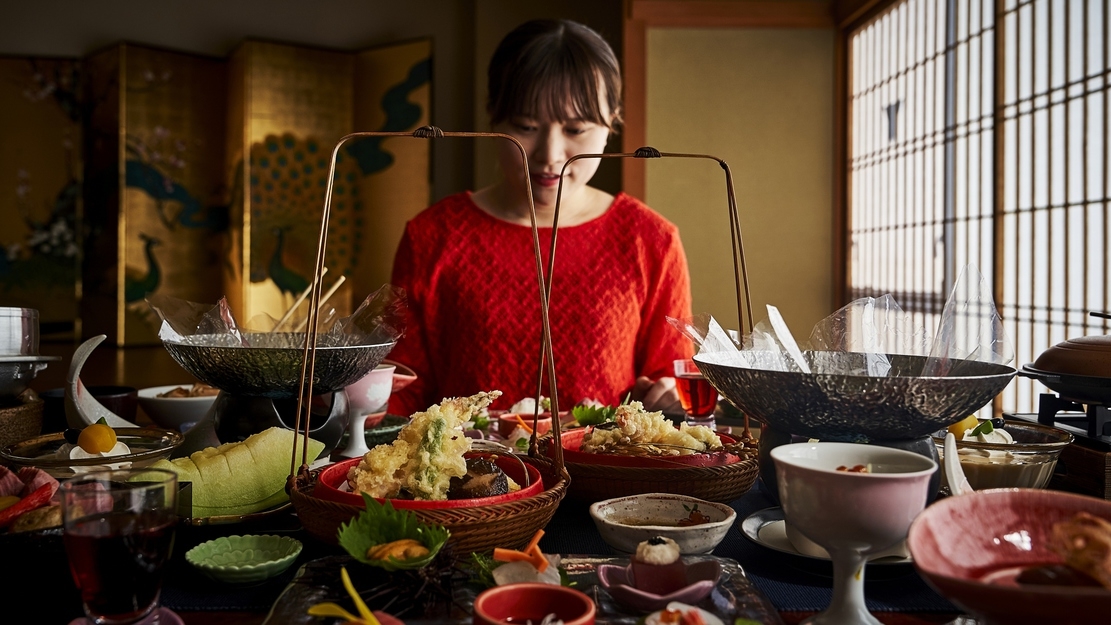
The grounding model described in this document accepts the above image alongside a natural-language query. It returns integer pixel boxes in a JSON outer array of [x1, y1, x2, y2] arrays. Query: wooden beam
[[622, 14, 649, 199], [631, 0, 834, 29], [833, 0, 891, 29]]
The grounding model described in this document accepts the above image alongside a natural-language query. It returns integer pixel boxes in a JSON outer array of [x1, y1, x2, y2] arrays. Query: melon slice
[[151, 427, 325, 516], [190, 488, 289, 518]]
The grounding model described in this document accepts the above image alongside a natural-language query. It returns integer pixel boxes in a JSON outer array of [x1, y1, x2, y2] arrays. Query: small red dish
[[497, 412, 553, 438], [473, 582, 595, 625], [316, 453, 545, 509], [557, 428, 742, 468]]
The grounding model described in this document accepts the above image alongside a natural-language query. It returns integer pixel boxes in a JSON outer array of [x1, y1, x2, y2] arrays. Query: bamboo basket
[[291, 454, 569, 551], [542, 147, 761, 505], [562, 457, 759, 504], [286, 127, 570, 552]]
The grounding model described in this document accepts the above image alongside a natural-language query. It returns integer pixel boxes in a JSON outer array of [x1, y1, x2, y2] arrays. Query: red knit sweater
[[387, 192, 693, 414]]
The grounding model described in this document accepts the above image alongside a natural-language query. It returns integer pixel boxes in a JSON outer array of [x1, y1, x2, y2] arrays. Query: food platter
[[558, 428, 746, 468], [178, 501, 293, 526], [263, 554, 781, 625], [314, 453, 545, 509], [0, 427, 183, 478]]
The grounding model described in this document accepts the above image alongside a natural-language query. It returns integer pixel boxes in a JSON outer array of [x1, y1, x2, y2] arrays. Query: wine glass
[[61, 468, 178, 625], [771, 442, 936, 625], [672, 358, 718, 430]]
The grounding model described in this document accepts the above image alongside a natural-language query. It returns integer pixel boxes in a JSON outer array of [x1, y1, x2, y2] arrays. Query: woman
[[388, 19, 692, 415]]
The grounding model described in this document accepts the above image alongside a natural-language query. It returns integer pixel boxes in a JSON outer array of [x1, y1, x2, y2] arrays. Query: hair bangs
[[488, 19, 623, 130], [520, 59, 609, 127]]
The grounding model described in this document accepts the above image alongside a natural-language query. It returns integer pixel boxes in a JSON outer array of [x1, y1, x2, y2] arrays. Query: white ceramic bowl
[[137, 384, 217, 431], [589, 493, 736, 555]]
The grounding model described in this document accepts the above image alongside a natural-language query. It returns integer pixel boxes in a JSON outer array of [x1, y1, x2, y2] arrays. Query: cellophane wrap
[[147, 284, 406, 348], [671, 263, 1013, 377]]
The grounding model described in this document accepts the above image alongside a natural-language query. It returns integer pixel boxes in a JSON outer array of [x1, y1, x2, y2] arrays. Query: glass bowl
[[0, 427, 184, 478], [932, 420, 1073, 491]]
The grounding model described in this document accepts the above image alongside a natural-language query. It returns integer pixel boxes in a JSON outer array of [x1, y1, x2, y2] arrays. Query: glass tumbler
[[61, 468, 177, 625], [673, 358, 718, 430]]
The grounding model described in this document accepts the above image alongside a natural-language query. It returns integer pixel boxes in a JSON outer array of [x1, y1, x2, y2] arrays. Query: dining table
[[9, 473, 965, 624]]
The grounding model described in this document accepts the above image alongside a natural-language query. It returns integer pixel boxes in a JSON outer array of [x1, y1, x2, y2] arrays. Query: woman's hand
[[631, 376, 683, 415]]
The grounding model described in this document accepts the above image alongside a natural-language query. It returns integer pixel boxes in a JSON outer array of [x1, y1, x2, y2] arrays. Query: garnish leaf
[[337, 494, 450, 571], [473, 412, 490, 431], [571, 404, 618, 426], [971, 420, 994, 437]]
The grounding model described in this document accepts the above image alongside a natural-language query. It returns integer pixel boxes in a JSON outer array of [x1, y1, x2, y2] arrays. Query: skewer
[[294, 275, 346, 332], [272, 267, 329, 332]]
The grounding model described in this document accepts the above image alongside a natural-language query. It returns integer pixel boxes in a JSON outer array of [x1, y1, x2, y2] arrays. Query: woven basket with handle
[[287, 128, 569, 552]]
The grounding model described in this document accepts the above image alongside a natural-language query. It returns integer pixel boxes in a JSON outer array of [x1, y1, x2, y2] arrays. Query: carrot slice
[[525, 529, 545, 553], [493, 548, 531, 563], [514, 414, 534, 434], [492, 533, 549, 574]]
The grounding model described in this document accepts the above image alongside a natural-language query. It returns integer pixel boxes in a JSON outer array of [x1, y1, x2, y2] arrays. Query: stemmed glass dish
[[771, 442, 936, 625], [61, 468, 178, 625], [673, 359, 718, 430]]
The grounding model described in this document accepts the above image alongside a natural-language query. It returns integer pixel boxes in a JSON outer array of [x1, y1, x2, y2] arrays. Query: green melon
[[152, 427, 325, 516]]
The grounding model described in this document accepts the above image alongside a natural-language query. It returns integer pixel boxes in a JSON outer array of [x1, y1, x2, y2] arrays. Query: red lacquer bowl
[[316, 453, 544, 509], [473, 582, 595, 625], [497, 412, 553, 438], [908, 488, 1111, 624], [556, 427, 742, 468]]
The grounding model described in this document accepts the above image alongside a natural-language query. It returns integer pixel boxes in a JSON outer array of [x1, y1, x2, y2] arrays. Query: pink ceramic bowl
[[473, 582, 595, 625], [771, 442, 937, 558], [597, 560, 721, 612], [908, 489, 1111, 624]]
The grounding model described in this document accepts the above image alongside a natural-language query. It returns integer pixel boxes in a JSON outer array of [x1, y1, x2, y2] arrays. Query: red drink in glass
[[673, 359, 718, 429], [675, 374, 718, 416], [62, 469, 177, 625], [65, 511, 175, 623]]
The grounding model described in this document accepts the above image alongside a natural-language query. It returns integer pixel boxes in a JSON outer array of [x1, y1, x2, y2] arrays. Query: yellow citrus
[[78, 423, 117, 454], [0, 495, 19, 513], [947, 414, 979, 437]]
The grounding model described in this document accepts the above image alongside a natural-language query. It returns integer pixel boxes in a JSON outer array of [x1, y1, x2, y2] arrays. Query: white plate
[[740, 507, 913, 565], [0, 355, 60, 363]]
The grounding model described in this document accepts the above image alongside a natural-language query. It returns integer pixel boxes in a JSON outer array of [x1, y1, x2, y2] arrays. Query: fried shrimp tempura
[[580, 401, 721, 456], [347, 391, 501, 500]]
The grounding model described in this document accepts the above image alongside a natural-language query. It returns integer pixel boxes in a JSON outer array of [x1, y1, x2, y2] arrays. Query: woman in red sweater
[[388, 19, 693, 415]]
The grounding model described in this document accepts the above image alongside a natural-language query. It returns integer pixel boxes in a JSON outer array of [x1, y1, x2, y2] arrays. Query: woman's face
[[492, 105, 611, 213]]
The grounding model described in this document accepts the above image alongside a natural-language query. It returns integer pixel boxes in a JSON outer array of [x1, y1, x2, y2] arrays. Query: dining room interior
[[2, 0, 1110, 623]]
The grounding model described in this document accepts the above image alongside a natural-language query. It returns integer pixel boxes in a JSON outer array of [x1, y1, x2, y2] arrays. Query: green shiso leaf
[[336, 493, 450, 571], [571, 404, 617, 426]]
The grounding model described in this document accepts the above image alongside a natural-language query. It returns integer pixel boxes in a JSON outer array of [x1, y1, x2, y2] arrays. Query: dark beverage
[[676, 374, 717, 417], [64, 511, 175, 623]]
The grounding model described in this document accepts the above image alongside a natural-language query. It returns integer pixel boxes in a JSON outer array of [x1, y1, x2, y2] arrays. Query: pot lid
[[1032, 334, 1111, 378]]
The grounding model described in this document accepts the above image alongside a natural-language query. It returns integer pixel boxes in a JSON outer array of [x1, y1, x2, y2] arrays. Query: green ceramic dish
[[185, 534, 302, 584], [365, 415, 408, 447]]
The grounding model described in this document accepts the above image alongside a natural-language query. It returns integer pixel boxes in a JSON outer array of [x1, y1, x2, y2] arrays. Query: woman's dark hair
[[487, 19, 623, 130]]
